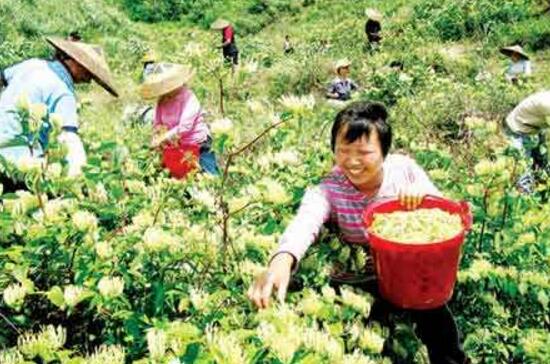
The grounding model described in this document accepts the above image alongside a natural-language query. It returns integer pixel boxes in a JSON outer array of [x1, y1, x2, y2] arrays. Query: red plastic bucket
[[161, 144, 199, 179], [363, 196, 472, 309]]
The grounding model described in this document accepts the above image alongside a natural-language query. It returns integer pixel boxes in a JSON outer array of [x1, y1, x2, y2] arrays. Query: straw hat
[[334, 58, 352, 73], [139, 63, 195, 100], [499, 45, 529, 60], [365, 8, 383, 22], [210, 18, 231, 30], [46, 37, 118, 97]]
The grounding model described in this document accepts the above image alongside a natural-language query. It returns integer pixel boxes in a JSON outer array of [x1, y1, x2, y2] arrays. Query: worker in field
[[140, 62, 219, 178], [326, 58, 359, 102], [248, 101, 470, 364], [364, 8, 382, 48], [500, 45, 532, 83], [141, 49, 157, 81], [503, 90, 550, 194], [211, 18, 239, 73], [0, 36, 118, 191], [283, 35, 295, 55]]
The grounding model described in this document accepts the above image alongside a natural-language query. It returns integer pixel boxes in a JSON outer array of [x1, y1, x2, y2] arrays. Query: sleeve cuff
[[269, 251, 299, 274]]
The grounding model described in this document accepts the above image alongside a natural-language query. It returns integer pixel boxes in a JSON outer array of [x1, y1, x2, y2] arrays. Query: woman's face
[[334, 126, 384, 187], [160, 86, 184, 102]]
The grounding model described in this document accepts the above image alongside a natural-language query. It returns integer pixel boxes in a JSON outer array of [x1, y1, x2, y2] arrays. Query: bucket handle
[[422, 195, 473, 231]]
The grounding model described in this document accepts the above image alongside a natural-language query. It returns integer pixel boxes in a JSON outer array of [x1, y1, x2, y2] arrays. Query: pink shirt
[[154, 87, 210, 145], [276, 154, 441, 262]]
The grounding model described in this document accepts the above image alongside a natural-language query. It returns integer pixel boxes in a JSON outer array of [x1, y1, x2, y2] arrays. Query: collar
[[47, 60, 75, 94]]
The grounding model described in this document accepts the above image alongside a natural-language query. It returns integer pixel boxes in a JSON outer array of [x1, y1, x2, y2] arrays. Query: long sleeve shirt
[[275, 154, 441, 263], [506, 90, 550, 135], [0, 59, 80, 162]]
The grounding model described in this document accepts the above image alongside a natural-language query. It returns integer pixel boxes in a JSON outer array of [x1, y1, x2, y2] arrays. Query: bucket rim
[[363, 195, 472, 247]]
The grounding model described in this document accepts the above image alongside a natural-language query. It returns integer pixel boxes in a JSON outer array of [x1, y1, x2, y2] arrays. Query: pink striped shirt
[[276, 154, 441, 262]]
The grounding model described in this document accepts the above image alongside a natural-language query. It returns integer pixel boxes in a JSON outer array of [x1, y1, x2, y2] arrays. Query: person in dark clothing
[[211, 19, 239, 71], [365, 8, 382, 46]]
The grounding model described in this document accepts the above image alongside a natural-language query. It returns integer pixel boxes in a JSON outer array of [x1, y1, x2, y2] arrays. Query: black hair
[[389, 60, 404, 70], [331, 101, 392, 157], [68, 31, 82, 41]]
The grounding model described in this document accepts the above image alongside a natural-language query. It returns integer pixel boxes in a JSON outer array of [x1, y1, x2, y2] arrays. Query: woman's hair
[[331, 101, 392, 157]]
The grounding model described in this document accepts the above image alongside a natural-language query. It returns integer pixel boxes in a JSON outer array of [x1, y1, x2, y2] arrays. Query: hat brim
[[47, 37, 119, 97], [210, 20, 230, 30], [140, 68, 195, 100], [499, 47, 529, 60]]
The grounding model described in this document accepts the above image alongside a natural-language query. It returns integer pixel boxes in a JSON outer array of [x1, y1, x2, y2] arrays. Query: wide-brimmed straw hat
[[365, 8, 383, 22], [334, 58, 352, 73], [139, 63, 195, 100], [210, 18, 231, 30], [499, 45, 529, 60], [46, 36, 118, 97]]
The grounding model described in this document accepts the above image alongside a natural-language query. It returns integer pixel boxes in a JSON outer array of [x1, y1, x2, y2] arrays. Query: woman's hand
[[398, 185, 425, 210], [247, 253, 294, 309]]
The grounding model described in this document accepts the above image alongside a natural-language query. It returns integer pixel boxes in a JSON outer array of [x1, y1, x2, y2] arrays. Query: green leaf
[[47, 286, 65, 308]]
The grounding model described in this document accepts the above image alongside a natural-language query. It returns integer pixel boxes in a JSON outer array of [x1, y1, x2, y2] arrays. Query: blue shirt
[[327, 77, 358, 101], [0, 59, 78, 163]]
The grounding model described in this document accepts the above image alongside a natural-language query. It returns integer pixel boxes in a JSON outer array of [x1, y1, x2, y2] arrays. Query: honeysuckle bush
[[1, 0, 549, 363]]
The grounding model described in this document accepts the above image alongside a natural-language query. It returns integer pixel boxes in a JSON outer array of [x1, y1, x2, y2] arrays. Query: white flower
[[343, 350, 377, 364], [273, 150, 300, 166], [142, 227, 180, 252], [189, 287, 209, 311], [257, 322, 301, 362], [358, 329, 385, 354], [46, 162, 63, 180], [239, 260, 264, 278], [126, 179, 146, 194], [228, 195, 251, 213], [131, 210, 156, 228], [87, 345, 125, 364], [71, 210, 98, 232], [0, 349, 25, 364], [3, 191, 40, 217], [97, 276, 124, 298], [63, 285, 87, 308], [192, 188, 217, 208], [206, 328, 248, 364], [17, 325, 66, 359], [95, 241, 114, 259], [3, 283, 27, 309], [90, 183, 109, 203], [303, 326, 344, 361], [16, 155, 43, 174], [147, 328, 167, 360], [279, 94, 315, 113], [210, 118, 233, 135], [340, 287, 371, 315], [259, 178, 290, 204], [474, 159, 493, 176]]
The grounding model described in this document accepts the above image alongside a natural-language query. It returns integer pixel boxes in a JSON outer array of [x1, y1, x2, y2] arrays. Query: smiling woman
[[248, 101, 470, 363]]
